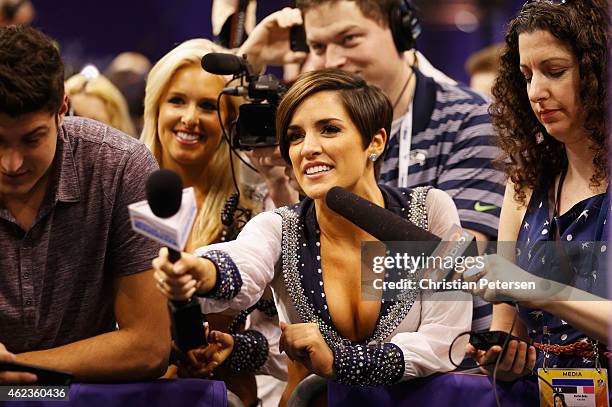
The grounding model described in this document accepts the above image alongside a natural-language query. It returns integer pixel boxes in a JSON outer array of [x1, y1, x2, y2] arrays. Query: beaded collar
[[274, 185, 431, 349]]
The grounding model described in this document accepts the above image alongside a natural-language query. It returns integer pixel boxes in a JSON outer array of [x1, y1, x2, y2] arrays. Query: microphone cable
[[217, 78, 258, 175], [448, 303, 566, 407], [215, 79, 257, 240]]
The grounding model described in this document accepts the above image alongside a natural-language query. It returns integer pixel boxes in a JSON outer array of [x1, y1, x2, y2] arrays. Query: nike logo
[[474, 202, 498, 212]]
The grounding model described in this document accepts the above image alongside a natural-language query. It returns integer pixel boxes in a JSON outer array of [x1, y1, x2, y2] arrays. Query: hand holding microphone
[[153, 248, 213, 301], [150, 245, 218, 354], [130, 169, 212, 352], [144, 169, 203, 301]]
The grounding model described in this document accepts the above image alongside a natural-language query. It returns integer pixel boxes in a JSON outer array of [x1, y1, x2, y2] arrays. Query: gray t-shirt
[[0, 117, 160, 353]]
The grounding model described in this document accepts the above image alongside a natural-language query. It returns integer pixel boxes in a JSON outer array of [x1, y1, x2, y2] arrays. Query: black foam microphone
[[146, 169, 183, 262], [201, 52, 247, 76], [325, 186, 478, 279], [146, 169, 207, 352], [325, 186, 441, 243]]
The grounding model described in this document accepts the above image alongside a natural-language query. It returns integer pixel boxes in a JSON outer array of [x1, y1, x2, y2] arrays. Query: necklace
[[392, 67, 415, 112]]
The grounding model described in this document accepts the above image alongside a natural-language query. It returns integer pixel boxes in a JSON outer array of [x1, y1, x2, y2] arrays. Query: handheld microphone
[[146, 169, 207, 352], [146, 169, 183, 262], [325, 186, 477, 282], [201, 52, 249, 76], [325, 186, 441, 243]]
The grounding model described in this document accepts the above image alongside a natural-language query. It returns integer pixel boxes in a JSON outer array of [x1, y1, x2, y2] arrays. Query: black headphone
[[388, 0, 421, 52], [1, 0, 27, 21]]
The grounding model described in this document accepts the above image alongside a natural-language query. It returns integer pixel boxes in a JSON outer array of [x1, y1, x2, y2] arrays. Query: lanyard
[[398, 101, 415, 188], [543, 167, 609, 370], [549, 167, 567, 240]]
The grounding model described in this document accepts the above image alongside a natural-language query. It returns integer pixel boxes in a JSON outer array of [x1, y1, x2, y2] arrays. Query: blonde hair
[[141, 38, 244, 247], [65, 73, 137, 136]]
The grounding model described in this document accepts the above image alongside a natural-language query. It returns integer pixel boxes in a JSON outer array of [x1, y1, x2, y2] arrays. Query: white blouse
[[197, 188, 472, 382]]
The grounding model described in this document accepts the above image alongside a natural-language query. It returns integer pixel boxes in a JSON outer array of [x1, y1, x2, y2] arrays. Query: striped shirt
[[380, 69, 504, 334], [381, 69, 504, 238]]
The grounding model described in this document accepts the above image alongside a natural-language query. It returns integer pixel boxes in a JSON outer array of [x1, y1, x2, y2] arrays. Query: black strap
[[545, 169, 610, 365], [548, 168, 575, 286], [228, 299, 277, 335]]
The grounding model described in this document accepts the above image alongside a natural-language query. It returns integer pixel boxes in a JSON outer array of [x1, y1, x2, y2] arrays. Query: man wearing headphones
[[241, 0, 503, 338]]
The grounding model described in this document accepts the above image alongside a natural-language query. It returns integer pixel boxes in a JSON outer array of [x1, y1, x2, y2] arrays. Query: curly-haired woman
[[468, 0, 610, 380]]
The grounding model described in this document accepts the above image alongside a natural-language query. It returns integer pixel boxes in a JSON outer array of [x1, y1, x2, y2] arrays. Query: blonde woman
[[142, 39, 286, 406], [141, 38, 248, 250], [65, 71, 136, 136]]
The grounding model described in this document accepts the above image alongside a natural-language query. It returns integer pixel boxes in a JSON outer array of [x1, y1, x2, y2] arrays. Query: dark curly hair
[[0, 25, 64, 117], [491, 0, 609, 205]]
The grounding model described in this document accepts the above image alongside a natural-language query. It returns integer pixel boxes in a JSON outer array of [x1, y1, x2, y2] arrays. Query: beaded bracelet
[[197, 250, 242, 300], [225, 330, 269, 373], [333, 343, 405, 386]]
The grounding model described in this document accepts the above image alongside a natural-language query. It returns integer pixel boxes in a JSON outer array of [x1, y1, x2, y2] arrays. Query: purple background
[[30, 0, 525, 84]]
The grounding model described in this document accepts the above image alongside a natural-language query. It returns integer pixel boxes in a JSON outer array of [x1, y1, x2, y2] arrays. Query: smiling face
[[303, 1, 404, 99], [157, 64, 227, 170], [287, 90, 385, 200], [518, 30, 584, 144], [0, 109, 60, 199]]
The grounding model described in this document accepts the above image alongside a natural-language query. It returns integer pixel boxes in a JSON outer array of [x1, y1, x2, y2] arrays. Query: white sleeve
[[426, 188, 462, 238], [380, 188, 472, 380], [391, 290, 472, 380], [195, 211, 282, 313], [246, 309, 288, 381], [390, 188, 470, 380], [332, 189, 471, 385]]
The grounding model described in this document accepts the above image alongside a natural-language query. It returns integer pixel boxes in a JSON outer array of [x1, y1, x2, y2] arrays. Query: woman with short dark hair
[[152, 68, 472, 388]]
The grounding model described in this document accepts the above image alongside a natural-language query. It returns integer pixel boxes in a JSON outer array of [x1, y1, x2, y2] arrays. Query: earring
[[368, 153, 378, 162]]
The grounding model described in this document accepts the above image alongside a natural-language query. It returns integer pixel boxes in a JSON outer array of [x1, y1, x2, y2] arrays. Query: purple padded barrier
[[328, 372, 540, 407]]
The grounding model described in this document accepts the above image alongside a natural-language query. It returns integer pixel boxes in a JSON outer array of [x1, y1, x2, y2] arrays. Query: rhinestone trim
[[225, 330, 269, 373], [333, 342, 405, 385], [197, 250, 242, 300], [408, 186, 431, 229], [274, 187, 431, 350]]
